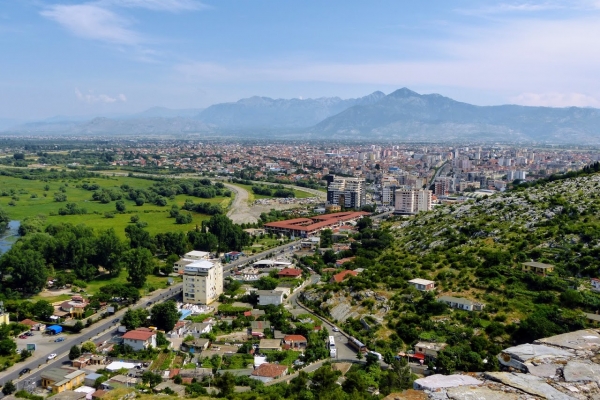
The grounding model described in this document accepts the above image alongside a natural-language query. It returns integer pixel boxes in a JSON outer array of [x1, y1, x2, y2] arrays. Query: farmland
[[0, 171, 231, 238]]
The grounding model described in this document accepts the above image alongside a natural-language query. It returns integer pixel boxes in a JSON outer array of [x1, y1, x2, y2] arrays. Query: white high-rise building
[[394, 189, 432, 214], [183, 259, 223, 305], [327, 176, 366, 209]]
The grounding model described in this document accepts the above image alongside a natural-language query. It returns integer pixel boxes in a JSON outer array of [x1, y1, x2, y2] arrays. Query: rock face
[[417, 329, 600, 399]]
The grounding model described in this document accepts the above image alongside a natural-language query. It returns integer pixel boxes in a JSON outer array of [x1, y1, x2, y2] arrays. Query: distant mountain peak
[[388, 87, 420, 98]]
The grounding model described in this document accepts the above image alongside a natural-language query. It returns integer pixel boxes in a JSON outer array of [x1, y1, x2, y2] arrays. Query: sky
[[2, 0, 600, 120]]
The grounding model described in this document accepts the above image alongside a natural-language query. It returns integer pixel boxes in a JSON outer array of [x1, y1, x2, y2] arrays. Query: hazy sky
[[2, 0, 600, 119]]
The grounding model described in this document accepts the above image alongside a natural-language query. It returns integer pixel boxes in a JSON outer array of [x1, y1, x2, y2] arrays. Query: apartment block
[[326, 176, 366, 209], [183, 259, 223, 305], [394, 188, 432, 214]]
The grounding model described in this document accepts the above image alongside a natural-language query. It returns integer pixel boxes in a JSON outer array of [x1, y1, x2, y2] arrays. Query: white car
[[332, 327, 340, 332], [47, 353, 57, 360]]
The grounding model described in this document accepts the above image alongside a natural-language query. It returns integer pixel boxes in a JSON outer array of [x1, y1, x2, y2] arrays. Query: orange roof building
[[264, 211, 369, 237], [330, 270, 358, 283]]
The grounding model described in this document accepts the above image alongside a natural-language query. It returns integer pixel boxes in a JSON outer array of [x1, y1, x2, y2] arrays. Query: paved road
[[3, 286, 182, 391], [2, 240, 300, 391]]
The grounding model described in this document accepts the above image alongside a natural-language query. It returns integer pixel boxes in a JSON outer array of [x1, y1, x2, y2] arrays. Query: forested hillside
[[305, 171, 600, 374]]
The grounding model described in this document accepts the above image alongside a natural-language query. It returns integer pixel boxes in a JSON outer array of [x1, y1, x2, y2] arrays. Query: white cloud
[[97, 0, 207, 12], [510, 92, 600, 107], [75, 88, 127, 103], [41, 4, 140, 45], [457, 2, 565, 16]]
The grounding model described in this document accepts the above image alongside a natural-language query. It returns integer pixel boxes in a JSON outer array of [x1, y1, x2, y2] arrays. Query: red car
[[18, 335, 27, 339]]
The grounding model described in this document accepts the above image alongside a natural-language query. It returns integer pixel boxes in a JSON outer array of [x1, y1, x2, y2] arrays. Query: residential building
[[122, 328, 157, 351], [394, 188, 432, 214], [330, 270, 358, 283], [51, 391, 87, 400], [41, 369, 86, 393], [408, 278, 436, 292], [248, 321, 271, 338], [283, 335, 308, 350], [20, 318, 44, 331], [173, 250, 210, 273], [434, 178, 453, 196], [592, 278, 600, 292], [277, 268, 302, 279], [414, 341, 447, 362], [0, 302, 9, 325], [437, 296, 485, 312], [182, 338, 211, 352], [257, 290, 284, 306], [259, 339, 282, 352], [522, 261, 554, 276], [183, 259, 223, 305], [250, 363, 288, 383], [327, 176, 366, 209], [187, 322, 212, 336]]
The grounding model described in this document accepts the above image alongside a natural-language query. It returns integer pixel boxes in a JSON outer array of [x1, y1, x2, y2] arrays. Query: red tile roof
[[20, 319, 38, 327], [122, 329, 155, 341], [264, 211, 369, 233], [169, 369, 180, 379], [278, 268, 302, 277], [331, 270, 358, 283], [251, 363, 288, 378], [284, 335, 307, 343]]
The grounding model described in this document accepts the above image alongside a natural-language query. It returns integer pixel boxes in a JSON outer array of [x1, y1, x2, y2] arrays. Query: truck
[[117, 325, 127, 333]]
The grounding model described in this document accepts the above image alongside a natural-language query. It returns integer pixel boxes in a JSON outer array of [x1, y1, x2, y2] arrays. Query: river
[[0, 220, 20, 254]]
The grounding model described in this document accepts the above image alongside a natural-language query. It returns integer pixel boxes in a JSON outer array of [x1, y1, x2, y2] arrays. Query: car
[[18, 335, 27, 339], [25, 331, 33, 336], [332, 327, 340, 332], [19, 368, 30, 376], [54, 337, 64, 342], [146, 301, 152, 306], [112, 318, 120, 323], [47, 353, 57, 360]]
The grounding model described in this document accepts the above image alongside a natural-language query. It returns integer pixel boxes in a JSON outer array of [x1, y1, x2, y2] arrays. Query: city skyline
[[3, 0, 600, 120]]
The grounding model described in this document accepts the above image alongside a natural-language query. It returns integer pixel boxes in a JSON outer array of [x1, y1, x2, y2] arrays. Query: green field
[[229, 182, 314, 203], [0, 174, 231, 238]]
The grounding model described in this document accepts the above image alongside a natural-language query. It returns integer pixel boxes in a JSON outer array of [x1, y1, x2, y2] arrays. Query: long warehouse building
[[263, 211, 369, 237]]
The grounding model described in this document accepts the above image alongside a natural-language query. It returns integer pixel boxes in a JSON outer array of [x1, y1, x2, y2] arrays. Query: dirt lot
[[202, 344, 240, 357], [215, 331, 249, 343]]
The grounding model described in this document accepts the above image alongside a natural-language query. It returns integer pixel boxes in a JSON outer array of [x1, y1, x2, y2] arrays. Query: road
[[3, 285, 182, 391], [3, 240, 300, 391]]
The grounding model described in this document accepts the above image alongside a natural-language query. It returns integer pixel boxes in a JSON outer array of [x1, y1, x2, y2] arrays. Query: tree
[[81, 341, 96, 353], [115, 200, 126, 213], [93, 229, 125, 276], [187, 231, 218, 253], [310, 364, 340, 395], [215, 372, 236, 397], [142, 371, 163, 388], [0, 248, 48, 293], [320, 229, 333, 248], [0, 339, 16, 356], [20, 349, 31, 361], [150, 301, 180, 332], [173, 375, 182, 384], [73, 320, 84, 333], [33, 300, 55, 321], [122, 308, 148, 330], [69, 345, 81, 360], [123, 247, 155, 288], [93, 376, 107, 390], [0, 206, 9, 234], [2, 380, 15, 395], [356, 216, 373, 232], [205, 214, 249, 252], [130, 215, 140, 223], [125, 225, 154, 251]]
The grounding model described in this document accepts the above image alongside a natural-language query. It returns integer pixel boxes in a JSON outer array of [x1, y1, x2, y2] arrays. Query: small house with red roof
[[277, 268, 302, 279], [330, 270, 358, 284], [21, 319, 46, 331], [250, 363, 288, 383], [283, 334, 307, 350], [122, 329, 157, 351], [335, 257, 355, 267]]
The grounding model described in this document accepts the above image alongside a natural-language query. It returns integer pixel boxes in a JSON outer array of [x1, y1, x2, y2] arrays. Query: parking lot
[[16, 330, 68, 358]]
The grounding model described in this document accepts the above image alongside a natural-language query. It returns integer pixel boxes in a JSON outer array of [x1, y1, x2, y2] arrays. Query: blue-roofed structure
[[47, 325, 62, 335]]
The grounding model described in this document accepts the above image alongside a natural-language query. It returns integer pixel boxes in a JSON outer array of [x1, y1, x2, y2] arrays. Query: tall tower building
[[183, 259, 223, 305], [394, 189, 432, 214], [327, 176, 366, 209]]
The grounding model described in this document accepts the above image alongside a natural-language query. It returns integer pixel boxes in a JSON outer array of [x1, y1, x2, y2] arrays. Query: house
[[522, 261, 554, 276], [592, 278, 600, 292], [74, 386, 96, 400], [182, 338, 211, 352], [278, 268, 302, 279], [283, 335, 307, 350], [335, 257, 355, 267], [330, 270, 358, 283], [188, 322, 212, 336], [91, 390, 107, 400], [408, 278, 436, 292], [84, 373, 103, 388], [257, 290, 284, 306], [101, 375, 138, 390], [250, 363, 288, 383], [437, 296, 485, 312], [122, 329, 157, 351], [51, 391, 87, 400], [41, 369, 86, 393], [60, 297, 88, 318], [259, 339, 282, 352], [248, 321, 271, 338], [20, 319, 46, 331], [414, 341, 447, 362]]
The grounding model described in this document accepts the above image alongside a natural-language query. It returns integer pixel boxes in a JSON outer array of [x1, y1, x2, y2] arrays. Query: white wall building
[[183, 259, 223, 305], [327, 176, 366, 209], [174, 251, 211, 273], [122, 329, 157, 351], [257, 290, 284, 306], [394, 188, 432, 214]]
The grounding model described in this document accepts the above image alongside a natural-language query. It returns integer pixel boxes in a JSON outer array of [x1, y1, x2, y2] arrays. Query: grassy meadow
[[0, 174, 231, 238], [229, 182, 315, 203]]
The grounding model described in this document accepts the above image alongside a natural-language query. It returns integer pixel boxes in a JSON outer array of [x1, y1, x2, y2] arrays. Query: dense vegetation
[[301, 172, 600, 374]]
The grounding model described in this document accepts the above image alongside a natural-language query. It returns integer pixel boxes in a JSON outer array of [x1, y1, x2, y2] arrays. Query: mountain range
[[4, 88, 600, 143]]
